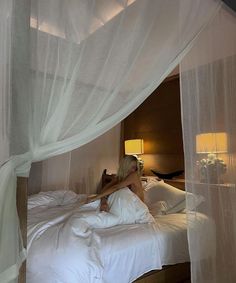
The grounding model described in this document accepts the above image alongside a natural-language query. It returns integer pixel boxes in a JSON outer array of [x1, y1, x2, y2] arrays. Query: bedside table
[[163, 179, 185, 190]]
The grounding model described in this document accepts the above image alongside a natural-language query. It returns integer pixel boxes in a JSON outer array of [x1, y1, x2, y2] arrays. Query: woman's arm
[[86, 178, 117, 206], [99, 179, 117, 211], [87, 172, 138, 203], [87, 184, 120, 202], [100, 178, 117, 193]]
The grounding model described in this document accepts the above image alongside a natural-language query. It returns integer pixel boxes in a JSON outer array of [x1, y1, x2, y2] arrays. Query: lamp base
[[133, 154, 144, 175], [198, 153, 226, 184]]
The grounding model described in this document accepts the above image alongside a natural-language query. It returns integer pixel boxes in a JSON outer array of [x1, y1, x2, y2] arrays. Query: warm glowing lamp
[[196, 132, 228, 183], [196, 132, 228, 154], [125, 139, 144, 155], [124, 139, 144, 173]]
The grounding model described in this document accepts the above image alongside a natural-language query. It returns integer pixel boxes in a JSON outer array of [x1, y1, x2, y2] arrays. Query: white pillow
[[165, 200, 186, 214], [144, 179, 185, 208], [28, 190, 78, 209], [144, 179, 204, 214], [148, 200, 169, 216], [165, 193, 204, 214], [186, 193, 205, 211], [107, 188, 154, 224]]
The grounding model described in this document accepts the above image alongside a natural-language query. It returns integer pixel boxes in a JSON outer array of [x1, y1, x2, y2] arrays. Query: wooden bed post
[[12, 0, 30, 278], [17, 177, 28, 283], [120, 121, 125, 161]]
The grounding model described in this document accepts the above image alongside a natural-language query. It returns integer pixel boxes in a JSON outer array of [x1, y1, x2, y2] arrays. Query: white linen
[[26, 191, 198, 283], [108, 188, 154, 224], [27, 190, 80, 209], [144, 179, 186, 210], [97, 222, 161, 283], [144, 179, 205, 215], [27, 204, 103, 283], [147, 200, 169, 216], [154, 214, 190, 265], [99, 213, 192, 283]]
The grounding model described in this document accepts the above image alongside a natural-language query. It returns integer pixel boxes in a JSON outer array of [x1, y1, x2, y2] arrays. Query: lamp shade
[[196, 132, 228, 153], [125, 139, 144, 155]]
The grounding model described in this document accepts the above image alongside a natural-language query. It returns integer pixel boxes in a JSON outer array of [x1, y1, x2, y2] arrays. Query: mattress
[[26, 192, 191, 283]]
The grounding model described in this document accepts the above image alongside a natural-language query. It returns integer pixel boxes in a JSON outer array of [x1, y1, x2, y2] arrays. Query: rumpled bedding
[[27, 203, 103, 283], [27, 189, 211, 283], [27, 189, 157, 283]]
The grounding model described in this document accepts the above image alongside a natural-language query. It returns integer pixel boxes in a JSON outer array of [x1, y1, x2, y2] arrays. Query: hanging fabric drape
[[180, 4, 236, 283], [0, 0, 222, 282], [24, 0, 222, 161], [0, 1, 26, 283], [0, 0, 11, 166]]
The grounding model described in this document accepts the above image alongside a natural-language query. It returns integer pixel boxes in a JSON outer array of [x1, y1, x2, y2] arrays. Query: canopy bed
[[17, 171, 208, 283], [1, 1, 236, 283], [25, 174, 208, 283]]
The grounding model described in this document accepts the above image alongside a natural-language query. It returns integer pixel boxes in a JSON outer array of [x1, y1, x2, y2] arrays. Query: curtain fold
[[180, 4, 236, 283], [0, 0, 12, 168], [26, 0, 222, 161], [0, 0, 222, 282]]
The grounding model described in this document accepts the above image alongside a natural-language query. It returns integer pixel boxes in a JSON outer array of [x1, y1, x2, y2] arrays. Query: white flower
[[208, 153, 216, 161], [197, 155, 227, 176]]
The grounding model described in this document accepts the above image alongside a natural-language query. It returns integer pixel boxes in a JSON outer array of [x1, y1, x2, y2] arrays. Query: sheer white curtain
[[0, 0, 222, 282], [180, 4, 236, 283], [0, 0, 11, 167], [0, 1, 26, 283], [25, 0, 222, 161]]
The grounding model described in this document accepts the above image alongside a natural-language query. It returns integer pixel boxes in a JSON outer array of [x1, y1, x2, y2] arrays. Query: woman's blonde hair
[[117, 155, 140, 182]]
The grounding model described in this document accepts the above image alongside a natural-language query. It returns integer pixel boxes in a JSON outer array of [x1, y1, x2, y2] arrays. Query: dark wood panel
[[164, 179, 185, 190], [124, 77, 183, 154], [123, 77, 184, 174], [134, 262, 190, 283], [17, 177, 28, 283]]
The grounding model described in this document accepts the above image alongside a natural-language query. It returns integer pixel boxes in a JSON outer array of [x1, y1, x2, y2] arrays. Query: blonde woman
[[87, 155, 144, 212]]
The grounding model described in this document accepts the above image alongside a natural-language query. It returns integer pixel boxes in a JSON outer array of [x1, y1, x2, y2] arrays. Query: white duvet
[[27, 189, 206, 283]]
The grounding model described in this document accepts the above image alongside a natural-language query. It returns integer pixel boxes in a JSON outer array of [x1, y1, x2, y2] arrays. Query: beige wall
[[69, 124, 121, 194], [28, 124, 121, 194]]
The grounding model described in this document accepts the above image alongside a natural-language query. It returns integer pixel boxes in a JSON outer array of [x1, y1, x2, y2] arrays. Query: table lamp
[[196, 132, 227, 183], [196, 132, 227, 156], [124, 139, 144, 173]]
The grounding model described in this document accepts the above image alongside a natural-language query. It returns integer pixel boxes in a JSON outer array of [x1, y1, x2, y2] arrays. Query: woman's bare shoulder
[[127, 171, 140, 180]]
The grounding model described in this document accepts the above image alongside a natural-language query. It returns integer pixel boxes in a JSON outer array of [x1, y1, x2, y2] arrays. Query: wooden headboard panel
[[123, 76, 184, 176], [100, 169, 116, 191]]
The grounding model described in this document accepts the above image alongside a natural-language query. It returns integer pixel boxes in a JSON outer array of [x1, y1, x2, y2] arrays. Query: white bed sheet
[[27, 196, 191, 283], [96, 213, 190, 283]]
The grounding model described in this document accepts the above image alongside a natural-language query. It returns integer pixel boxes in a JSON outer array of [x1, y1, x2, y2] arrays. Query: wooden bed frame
[[134, 263, 190, 283], [16, 171, 190, 283], [17, 177, 28, 283]]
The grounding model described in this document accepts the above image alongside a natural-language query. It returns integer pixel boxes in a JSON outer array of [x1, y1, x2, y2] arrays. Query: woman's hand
[[100, 198, 109, 212], [85, 195, 109, 212]]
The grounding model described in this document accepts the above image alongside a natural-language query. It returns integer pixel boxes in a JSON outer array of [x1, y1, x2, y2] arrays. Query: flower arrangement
[[136, 156, 144, 174], [197, 154, 227, 183]]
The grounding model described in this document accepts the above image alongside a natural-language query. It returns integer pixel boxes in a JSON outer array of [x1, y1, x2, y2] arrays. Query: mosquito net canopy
[[1, 1, 229, 282]]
